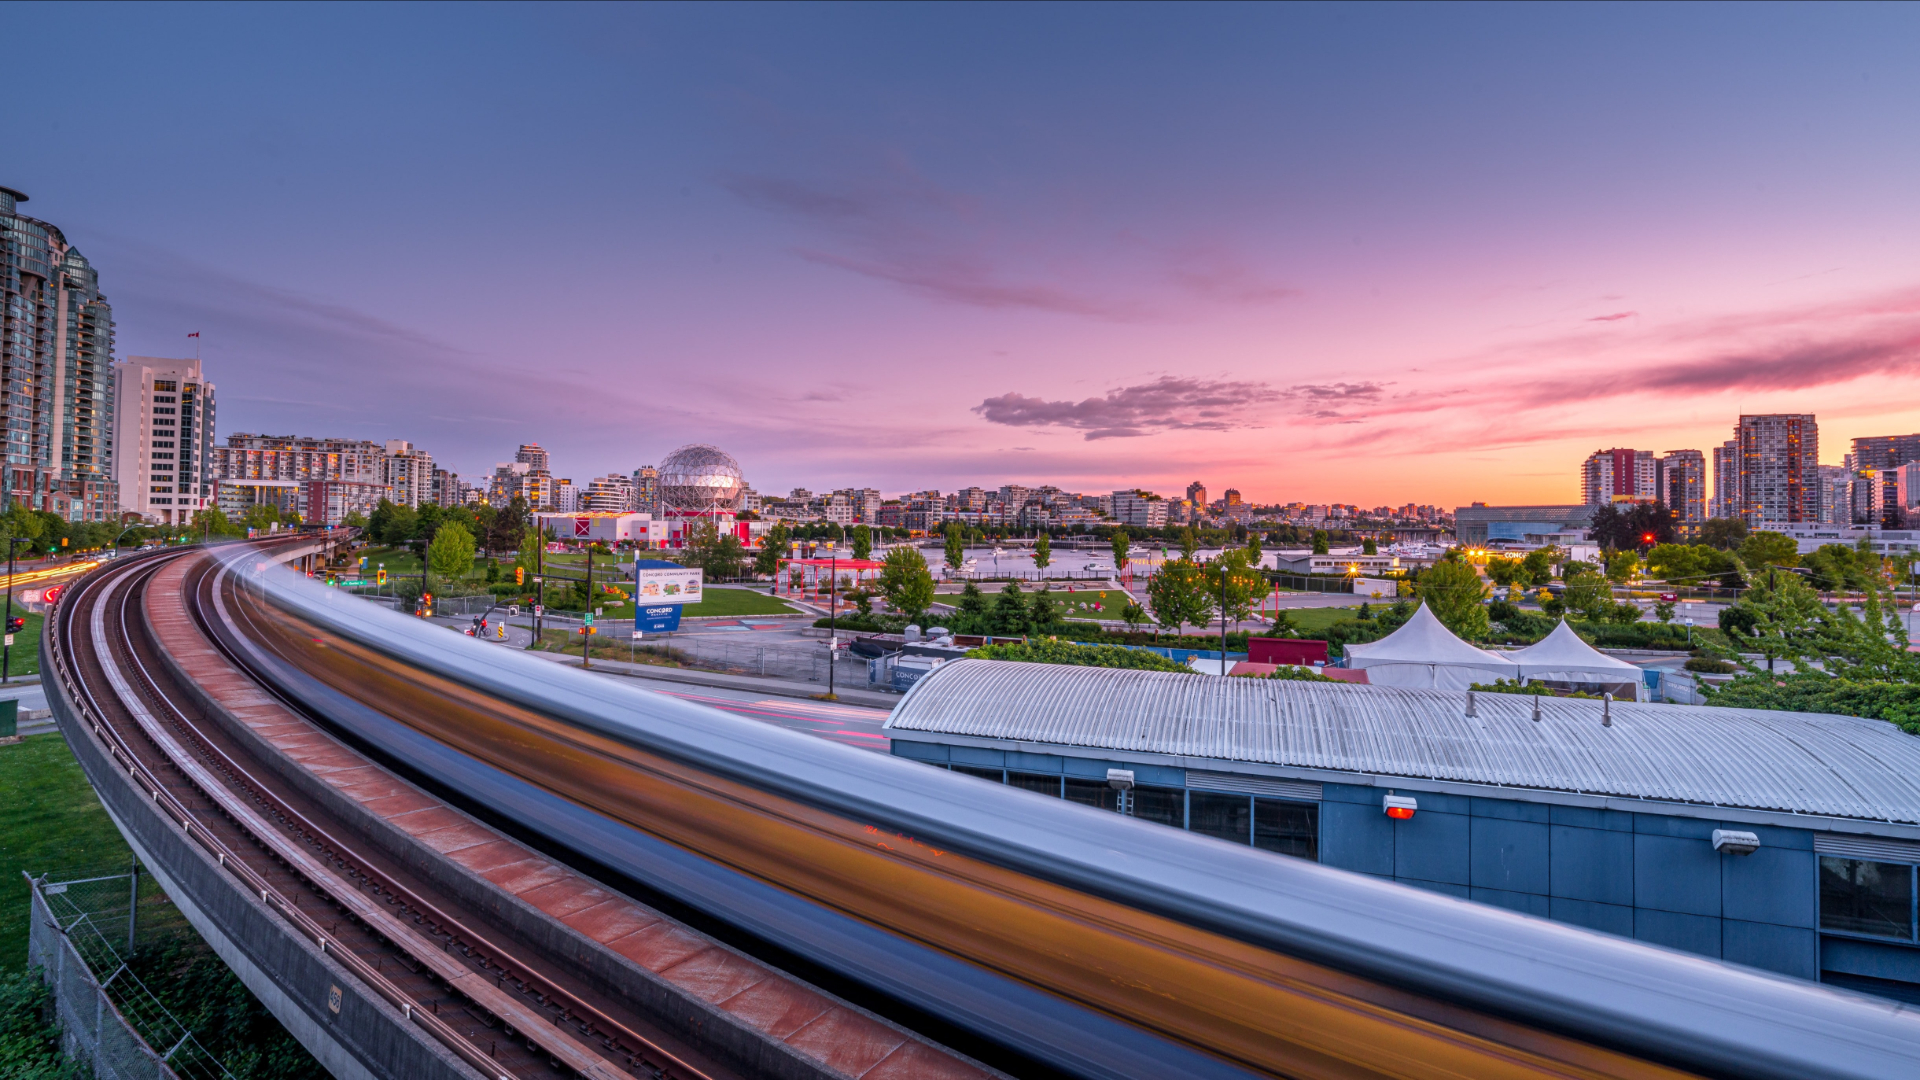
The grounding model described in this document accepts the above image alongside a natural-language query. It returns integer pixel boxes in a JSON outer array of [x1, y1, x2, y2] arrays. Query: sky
[[9, 2, 1920, 507]]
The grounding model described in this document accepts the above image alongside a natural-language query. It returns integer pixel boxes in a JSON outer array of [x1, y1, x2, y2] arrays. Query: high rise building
[[1816, 464, 1852, 525], [381, 439, 434, 509], [633, 465, 659, 514], [1110, 490, 1168, 529], [430, 468, 460, 507], [586, 473, 636, 512], [1655, 450, 1707, 529], [1733, 414, 1818, 525], [514, 443, 550, 474], [1849, 434, 1920, 528], [113, 357, 216, 525], [1711, 440, 1739, 519], [1580, 448, 1657, 505], [2, 186, 119, 520], [1186, 481, 1207, 507], [1224, 488, 1243, 507]]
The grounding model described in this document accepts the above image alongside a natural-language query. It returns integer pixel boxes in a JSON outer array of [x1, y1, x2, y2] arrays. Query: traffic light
[[377, 569, 388, 585], [6, 616, 22, 633], [515, 566, 525, 586]]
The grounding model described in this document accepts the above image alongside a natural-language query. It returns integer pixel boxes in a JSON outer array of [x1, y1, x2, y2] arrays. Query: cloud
[[973, 376, 1285, 440], [1588, 311, 1637, 322], [723, 171, 1290, 321]]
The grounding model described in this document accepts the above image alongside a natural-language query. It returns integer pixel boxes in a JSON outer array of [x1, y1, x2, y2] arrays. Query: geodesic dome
[[657, 443, 745, 513]]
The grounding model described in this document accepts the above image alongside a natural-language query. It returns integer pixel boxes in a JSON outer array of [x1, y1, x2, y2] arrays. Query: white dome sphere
[[657, 444, 745, 513]]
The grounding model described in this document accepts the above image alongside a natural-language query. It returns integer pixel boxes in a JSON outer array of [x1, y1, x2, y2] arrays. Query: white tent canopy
[[1507, 619, 1646, 698], [1342, 603, 1519, 690]]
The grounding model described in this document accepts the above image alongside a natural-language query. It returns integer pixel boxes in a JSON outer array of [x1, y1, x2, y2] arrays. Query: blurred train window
[[1064, 778, 1118, 810], [1254, 799, 1319, 861], [1190, 792, 1252, 844], [1821, 857, 1915, 940], [1009, 771, 1062, 797], [1132, 786, 1185, 828], [951, 765, 1005, 782]]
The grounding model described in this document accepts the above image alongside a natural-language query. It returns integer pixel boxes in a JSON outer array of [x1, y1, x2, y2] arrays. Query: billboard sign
[[633, 564, 703, 606], [635, 604, 685, 634]]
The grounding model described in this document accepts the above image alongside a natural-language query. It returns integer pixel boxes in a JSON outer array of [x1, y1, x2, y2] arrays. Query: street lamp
[[3, 536, 34, 684]]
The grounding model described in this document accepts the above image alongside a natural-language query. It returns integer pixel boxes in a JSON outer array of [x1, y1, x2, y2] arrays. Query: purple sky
[[11, 3, 1920, 505]]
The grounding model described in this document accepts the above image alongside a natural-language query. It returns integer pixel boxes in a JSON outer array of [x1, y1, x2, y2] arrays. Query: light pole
[[828, 550, 838, 700], [3, 536, 33, 684]]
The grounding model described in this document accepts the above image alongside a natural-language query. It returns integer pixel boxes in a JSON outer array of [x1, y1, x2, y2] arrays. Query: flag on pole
[[187, 332, 200, 338]]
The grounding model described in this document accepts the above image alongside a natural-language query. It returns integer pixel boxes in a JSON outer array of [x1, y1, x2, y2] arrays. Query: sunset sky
[[11, 3, 1920, 506]]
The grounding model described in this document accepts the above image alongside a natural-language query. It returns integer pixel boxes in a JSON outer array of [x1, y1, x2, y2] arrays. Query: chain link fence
[[26, 867, 237, 1080]]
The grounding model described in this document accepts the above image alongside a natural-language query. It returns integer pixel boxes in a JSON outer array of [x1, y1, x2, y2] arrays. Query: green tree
[[1147, 560, 1213, 633], [1361, 536, 1377, 555], [965, 638, 1191, 672], [1802, 540, 1882, 593], [427, 521, 477, 580], [955, 581, 988, 627], [1644, 543, 1701, 584], [1027, 586, 1059, 630], [1653, 598, 1677, 623], [1033, 530, 1051, 571], [944, 523, 965, 572], [877, 544, 936, 622], [1110, 530, 1131, 572], [991, 582, 1030, 635], [1246, 530, 1263, 566], [1414, 558, 1489, 639], [1179, 527, 1200, 561], [1485, 556, 1523, 588], [1714, 570, 1824, 674], [1203, 549, 1266, 625], [1700, 517, 1750, 551], [1121, 599, 1148, 634], [1518, 547, 1556, 586], [190, 507, 241, 539], [851, 525, 872, 561], [1737, 531, 1800, 570], [342, 510, 369, 529], [1311, 530, 1330, 555], [1563, 569, 1613, 619], [241, 503, 281, 533], [1603, 549, 1639, 585]]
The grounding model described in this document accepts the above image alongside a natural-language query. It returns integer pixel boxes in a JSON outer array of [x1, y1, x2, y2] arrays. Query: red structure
[[1247, 637, 1330, 666]]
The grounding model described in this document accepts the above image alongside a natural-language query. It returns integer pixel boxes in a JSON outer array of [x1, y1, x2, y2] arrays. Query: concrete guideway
[[51, 541, 998, 1080]]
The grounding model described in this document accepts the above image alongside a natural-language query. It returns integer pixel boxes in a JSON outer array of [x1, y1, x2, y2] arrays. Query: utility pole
[[1219, 556, 1229, 675], [828, 552, 838, 700], [2, 537, 29, 684]]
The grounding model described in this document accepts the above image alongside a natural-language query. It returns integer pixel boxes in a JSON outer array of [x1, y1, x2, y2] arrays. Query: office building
[[1655, 450, 1707, 530], [1186, 481, 1207, 508], [1, 186, 119, 520], [1732, 415, 1819, 525], [113, 357, 216, 525], [1816, 464, 1853, 526], [1581, 449, 1657, 506], [382, 440, 434, 509], [1110, 490, 1168, 529], [1453, 504, 1592, 546]]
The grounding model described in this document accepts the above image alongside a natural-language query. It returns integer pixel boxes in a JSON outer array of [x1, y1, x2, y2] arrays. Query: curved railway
[[49, 540, 1920, 1080]]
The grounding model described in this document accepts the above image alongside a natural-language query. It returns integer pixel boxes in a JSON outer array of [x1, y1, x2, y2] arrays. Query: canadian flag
[[187, 332, 200, 338]]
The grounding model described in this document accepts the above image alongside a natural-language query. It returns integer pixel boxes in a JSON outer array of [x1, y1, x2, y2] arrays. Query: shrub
[[1685, 656, 1737, 674], [1263, 664, 1337, 682], [966, 639, 1192, 672], [1471, 678, 1551, 696]]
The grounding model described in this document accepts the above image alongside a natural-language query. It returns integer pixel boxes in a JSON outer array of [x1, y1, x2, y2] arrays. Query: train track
[[53, 546, 738, 1080]]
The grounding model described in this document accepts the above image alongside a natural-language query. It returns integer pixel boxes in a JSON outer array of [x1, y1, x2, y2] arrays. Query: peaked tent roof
[[1507, 619, 1642, 678], [1341, 603, 1518, 671]]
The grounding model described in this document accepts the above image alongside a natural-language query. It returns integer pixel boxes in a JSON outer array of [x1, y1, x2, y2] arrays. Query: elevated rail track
[[46, 540, 1920, 1080]]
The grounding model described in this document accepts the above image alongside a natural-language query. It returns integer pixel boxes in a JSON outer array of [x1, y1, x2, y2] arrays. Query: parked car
[[1658, 592, 1678, 602]]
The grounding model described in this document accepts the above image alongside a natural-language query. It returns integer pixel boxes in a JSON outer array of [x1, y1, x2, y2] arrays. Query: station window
[[1190, 792, 1252, 845], [1821, 857, 1916, 940], [1064, 778, 1118, 811], [1255, 799, 1319, 861], [1132, 786, 1185, 828], [1008, 772, 1061, 798]]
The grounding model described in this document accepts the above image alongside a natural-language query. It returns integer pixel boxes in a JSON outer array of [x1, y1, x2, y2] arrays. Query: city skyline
[[9, 5, 1920, 503]]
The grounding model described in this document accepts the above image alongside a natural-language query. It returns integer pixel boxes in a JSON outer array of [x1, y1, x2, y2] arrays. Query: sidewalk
[[524, 650, 902, 709]]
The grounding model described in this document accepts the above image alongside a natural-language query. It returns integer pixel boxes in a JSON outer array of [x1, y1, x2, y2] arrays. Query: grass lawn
[[679, 588, 800, 618], [1040, 588, 1130, 620], [1, 612, 41, 679], [0, 734, 134, 970], [1273, 606, 1365, 635]]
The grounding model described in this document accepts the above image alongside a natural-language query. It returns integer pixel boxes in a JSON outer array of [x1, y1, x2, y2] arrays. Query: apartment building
[[1849, 434, 1920, 528], [2, 186, 118, 520], [1581, 448, 1658, 505], [633, 465, 659, 515], [1110, 490, 1168, 529], [1711, 440, 1739, 519], [585, 473, 636, 512], [1656, 450, 1708, 529], [1733, 414, 1819, 525], [382, 440, 434, 509], [114, 357, 217, 525]]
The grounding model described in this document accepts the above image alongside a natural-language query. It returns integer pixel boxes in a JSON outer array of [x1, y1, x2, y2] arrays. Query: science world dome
[[657, 443, 746, 514]]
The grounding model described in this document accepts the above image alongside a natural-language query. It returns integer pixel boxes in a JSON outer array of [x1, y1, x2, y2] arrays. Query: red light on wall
[[1383, 794, 1418, 820]]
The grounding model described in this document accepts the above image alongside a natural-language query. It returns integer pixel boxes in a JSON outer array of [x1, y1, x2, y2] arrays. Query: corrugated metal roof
[[884, 659, 1920, 824]]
